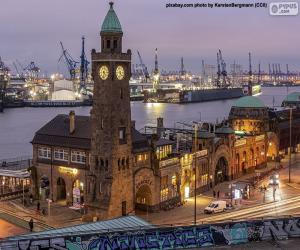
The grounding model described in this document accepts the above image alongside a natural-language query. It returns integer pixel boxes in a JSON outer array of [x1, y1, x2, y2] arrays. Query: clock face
[[116, 66, 125, 80], [99, 66, 109, 80]]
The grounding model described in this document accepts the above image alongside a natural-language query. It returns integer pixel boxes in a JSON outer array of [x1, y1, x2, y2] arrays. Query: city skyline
[[0, 0, 299, 75]]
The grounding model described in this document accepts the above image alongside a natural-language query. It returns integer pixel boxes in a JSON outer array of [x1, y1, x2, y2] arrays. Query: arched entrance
[[56, 177, 66, 201], [39, 175, 50, 200], [215, 157, 228, 184], [136, 184, 152, 211]]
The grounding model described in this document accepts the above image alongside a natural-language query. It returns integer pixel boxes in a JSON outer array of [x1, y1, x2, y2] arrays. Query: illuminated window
[[38, 147, 51, 159], [54, 149, 69, 162], [119, 127, 126, 144], [71, 151, 86, 164], [144, 153, 148, 160], [201, 174, 208, 186], [160, 188, 169, 202], [138, 154, 142, 161], [171, 175, 177, 186]]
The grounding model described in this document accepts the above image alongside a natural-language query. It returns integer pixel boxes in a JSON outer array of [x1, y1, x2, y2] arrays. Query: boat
[[143, 87, 245, 104]]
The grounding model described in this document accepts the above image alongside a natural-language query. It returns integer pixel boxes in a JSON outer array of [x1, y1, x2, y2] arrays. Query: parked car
[[204, 200, 227, 214]]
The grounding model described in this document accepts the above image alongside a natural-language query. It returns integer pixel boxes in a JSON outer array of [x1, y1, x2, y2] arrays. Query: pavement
[[0, 219, 27, 239]]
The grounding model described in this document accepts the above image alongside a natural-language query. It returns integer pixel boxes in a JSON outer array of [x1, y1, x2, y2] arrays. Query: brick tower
[[88, 2, 134, 219]]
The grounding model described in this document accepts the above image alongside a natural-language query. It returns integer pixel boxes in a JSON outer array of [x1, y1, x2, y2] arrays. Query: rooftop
[[283, 92, 300, 103], [215, 126, 234, 134], [3, 216, 153, 243], [31, 114, 150, 152], [233, 96, 265, 108], [101, 2, 122, 34]]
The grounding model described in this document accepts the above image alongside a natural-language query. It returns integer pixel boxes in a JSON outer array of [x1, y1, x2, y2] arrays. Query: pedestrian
[[217, 190, 220, 199], [29, 218, 34, 232], [29, 194, 33, 204], [213, 190, 216, 198]]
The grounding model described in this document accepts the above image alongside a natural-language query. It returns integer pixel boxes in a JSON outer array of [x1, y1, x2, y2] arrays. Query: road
[[200, 195, 300, 224], [142, 156, 300, 226]]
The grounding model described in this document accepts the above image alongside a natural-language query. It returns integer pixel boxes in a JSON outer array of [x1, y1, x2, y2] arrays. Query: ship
[[0, 66, 9, 112], [143, 87, 245, 103], [243, 83, 262, 96]]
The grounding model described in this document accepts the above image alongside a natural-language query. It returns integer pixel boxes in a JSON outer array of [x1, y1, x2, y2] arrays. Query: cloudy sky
[[0, 0, 299, 75]]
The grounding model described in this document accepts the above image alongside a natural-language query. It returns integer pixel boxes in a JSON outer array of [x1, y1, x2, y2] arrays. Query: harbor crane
[[152, 48, 160, 91], [248, 52, 253, 95], [58, 41, 78, 80], [79, 36, 90, 91], [180, 57, 186, 76], [216, 52, 221, 87], [137, 50, 149, 82], [23, 61, 40, 81], [218, 49, 230, 87]]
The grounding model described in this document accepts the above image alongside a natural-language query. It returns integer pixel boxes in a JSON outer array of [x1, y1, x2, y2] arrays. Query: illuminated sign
[[59, 167, 78, 175], [255, 135, 265, 141], [194, 149, 208, 158], [234, 139, 246, 147]]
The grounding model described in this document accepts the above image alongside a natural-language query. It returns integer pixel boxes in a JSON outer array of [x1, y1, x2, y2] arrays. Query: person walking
[[36, 201, 40, 214], [29, 218, 34, 232], [217, 190, 220, 199], [213, 190, 216, 198]]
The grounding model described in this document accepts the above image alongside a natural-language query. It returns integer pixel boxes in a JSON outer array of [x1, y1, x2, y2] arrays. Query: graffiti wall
[[4, 217, 300, 249]]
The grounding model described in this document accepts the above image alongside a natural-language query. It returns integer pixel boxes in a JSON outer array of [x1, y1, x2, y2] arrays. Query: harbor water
[[0, 86, 297, 159]]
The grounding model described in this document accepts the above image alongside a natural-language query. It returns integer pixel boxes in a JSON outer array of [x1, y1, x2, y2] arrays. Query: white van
[[204, 200, 227, 214]]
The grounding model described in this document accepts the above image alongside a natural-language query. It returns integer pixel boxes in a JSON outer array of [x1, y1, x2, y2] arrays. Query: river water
[[0, 86, 297, 159]]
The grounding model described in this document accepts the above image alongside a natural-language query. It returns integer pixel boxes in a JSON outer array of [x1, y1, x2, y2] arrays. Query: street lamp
[[289, 107, 292, 183], [193, 123, 198, 225]]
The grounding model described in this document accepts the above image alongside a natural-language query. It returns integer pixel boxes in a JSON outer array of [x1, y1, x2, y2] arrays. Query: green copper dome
[[284, 92, 300, 102], [101, 2, 122, 33], [233, 96, 265, 108]]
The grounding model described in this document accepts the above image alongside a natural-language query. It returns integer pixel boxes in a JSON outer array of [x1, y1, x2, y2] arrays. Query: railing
[[0, 156, 32, 170]]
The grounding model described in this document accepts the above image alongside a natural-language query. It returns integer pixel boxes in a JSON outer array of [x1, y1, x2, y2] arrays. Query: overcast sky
[[0, 0, 299, 75]]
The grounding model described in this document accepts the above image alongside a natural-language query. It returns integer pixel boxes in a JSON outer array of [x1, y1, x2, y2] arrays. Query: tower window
[[120, 88, 123, 99], [101, 119, 104, 129], [106, 40, 111, 49], [113, 40, 118, 49], [119, 127, 126, 144]]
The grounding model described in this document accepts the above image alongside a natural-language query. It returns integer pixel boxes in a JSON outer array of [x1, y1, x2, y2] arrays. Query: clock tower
[[88, 1, 134, 219]]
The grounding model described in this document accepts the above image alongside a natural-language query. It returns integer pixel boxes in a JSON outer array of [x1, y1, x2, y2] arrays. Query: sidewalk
[[1, 199, 83, 229]]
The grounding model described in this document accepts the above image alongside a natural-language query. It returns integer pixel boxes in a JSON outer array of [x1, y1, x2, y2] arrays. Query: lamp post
[[22, 179, 25, 206], [289, 107, 292, 183], [193, 123, 198, 225]]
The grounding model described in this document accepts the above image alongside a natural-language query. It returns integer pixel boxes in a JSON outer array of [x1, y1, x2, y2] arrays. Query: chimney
[[69, 110, 75, 134]]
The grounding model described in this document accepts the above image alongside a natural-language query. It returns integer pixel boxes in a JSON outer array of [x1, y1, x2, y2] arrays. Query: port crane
[[23, 61, 40, 81], [152, 48, 160, 91], [79, 36, 90, 91], [217, 49, 230, 87], [137, 50, 149, 82], [180, 57, 186, 76], [248, 52, 253, 95], [58, 41, 78, 80]]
